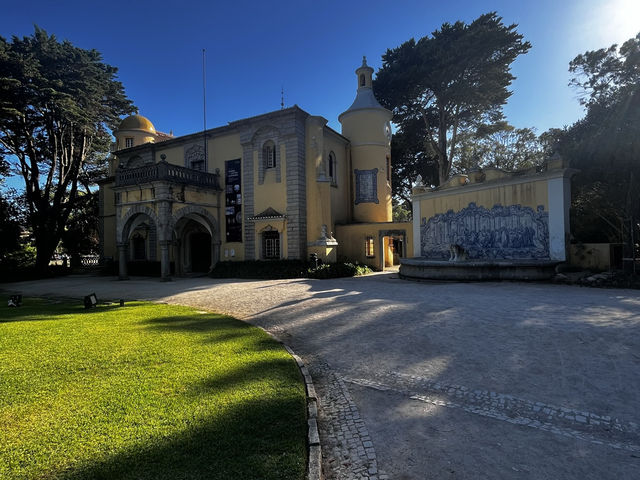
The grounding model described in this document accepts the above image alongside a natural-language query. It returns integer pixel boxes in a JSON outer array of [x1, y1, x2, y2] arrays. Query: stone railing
[[115, 161, 221, 190]]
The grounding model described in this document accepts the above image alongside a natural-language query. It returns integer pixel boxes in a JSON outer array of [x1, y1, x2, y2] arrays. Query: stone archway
[[116, 206, 160, 280], [118, 205, 160, 245], [171, 206, 220, 275]]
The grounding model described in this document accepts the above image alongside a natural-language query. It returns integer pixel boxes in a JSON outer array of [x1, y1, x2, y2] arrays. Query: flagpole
[[202, 48, 207, 169]]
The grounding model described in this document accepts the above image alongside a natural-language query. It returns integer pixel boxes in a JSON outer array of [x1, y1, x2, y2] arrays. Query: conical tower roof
[[339, 56, 391, 123]]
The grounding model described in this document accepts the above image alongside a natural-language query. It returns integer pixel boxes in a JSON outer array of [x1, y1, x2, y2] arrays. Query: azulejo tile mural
[[420, 202, 550, 260]]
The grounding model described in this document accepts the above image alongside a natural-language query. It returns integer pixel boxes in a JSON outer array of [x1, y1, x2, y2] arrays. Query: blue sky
[[2, 0, 639, 137]]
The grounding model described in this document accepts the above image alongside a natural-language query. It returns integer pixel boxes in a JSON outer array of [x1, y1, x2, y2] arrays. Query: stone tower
[[339, 56, 393, 223]]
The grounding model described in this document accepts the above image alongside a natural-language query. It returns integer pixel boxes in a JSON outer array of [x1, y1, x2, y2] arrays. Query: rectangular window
[[365, 236, 375, 257], [125, 137, 134, 148], [263, 231, 280, 259], [266, 148, 275, 168], [191, 160, 205, 171]]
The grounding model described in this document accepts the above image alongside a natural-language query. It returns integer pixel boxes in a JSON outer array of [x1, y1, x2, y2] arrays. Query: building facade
[[99, 58, 413, 279]]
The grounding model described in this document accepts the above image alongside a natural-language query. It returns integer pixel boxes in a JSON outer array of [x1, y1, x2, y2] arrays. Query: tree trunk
[[34, 229, 58, 273]]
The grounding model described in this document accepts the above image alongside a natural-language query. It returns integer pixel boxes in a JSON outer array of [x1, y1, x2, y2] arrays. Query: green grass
[[0, 299, 307, 480]]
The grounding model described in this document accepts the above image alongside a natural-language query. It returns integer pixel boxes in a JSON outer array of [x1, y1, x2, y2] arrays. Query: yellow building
[[99, 58, 413, 280]]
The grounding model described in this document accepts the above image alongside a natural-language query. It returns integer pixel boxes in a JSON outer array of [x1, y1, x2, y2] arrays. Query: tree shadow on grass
[[50, 340, 307, 480], [57, 394, 306, 480], [0, 299, 121, 323], [143, 315, 281, 351], [186, 358, 301, 398]]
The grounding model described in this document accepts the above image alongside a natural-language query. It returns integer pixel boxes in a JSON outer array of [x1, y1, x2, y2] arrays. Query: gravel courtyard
[[3, 273, 639, 479]]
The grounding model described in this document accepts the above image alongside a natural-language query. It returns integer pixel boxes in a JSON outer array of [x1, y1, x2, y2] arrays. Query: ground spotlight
[[8, 294, 22, 307], [84, 293, 98, 309]]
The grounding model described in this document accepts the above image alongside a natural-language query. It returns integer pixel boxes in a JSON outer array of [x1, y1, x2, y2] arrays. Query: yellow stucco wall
[[351, 143, 393, 223], [114, 131, 156, 150], [254, 147, 287, 216], [210, 134, 242, 171], [325, 133, 350, 227], [305, 117, 330, 244], [418, 179, 549, 220], [156, 144, 184, 166], [340, 113, 388, 146], [335, 221, 413, 270]]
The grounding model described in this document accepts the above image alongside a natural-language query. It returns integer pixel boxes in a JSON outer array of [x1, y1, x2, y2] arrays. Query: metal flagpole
[[202, 48, 207, 169]]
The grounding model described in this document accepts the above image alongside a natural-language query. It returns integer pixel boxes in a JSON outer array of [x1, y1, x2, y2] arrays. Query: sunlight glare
[[594, 0, 640, 44]]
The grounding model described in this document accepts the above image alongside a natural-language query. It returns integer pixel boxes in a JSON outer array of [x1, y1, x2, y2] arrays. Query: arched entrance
[[116, 207, 160, 279], [188, 228, 212, 273], [172, 206, 220, 276]]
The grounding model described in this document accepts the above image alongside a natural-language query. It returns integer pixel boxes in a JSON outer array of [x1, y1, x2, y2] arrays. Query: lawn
[[0, 299, 307, 480]]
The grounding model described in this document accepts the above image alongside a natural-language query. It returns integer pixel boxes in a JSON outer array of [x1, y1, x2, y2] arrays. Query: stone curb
[[283, 344, 323, 480], [262, 331, 322, 480]]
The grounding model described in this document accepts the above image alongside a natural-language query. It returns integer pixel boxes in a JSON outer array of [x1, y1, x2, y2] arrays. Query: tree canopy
[[374, 12, 531, 190], [0, 27, 134, 271], [551, 33, 640, 246]]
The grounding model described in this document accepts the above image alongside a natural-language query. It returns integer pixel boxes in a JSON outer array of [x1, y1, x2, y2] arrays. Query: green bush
[[307, 262, 372, 279], [0, 244, 73, 282]]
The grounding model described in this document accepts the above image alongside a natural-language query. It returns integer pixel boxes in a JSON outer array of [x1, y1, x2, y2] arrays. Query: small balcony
[[115, 161, 221, 190]]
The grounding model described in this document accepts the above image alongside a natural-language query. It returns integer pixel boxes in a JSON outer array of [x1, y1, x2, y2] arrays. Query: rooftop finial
[[281, 86, 284, 110], [362, 55, 367, 66]]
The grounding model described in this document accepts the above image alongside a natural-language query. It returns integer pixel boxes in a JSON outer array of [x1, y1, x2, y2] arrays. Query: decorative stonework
[[117, 205, 160, 244], [171, 205, 219, 236], [421, 202, 549, 260], [184, 144, 205, 170], [355, 168, 378, 204]]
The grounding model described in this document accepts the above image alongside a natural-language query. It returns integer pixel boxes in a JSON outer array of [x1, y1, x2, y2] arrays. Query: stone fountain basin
[[399, 257, 560, 281]]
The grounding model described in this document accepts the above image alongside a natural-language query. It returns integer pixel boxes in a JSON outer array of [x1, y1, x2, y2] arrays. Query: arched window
[[328, 151, 337, 185], [262, 140, 276, 169], [359, 74, 365, 87]]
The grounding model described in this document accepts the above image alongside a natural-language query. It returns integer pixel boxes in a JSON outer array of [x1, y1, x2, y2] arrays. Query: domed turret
[[339, 57, 393, 223], [114, 114, 158, 150], [117, 114, 157, 134]]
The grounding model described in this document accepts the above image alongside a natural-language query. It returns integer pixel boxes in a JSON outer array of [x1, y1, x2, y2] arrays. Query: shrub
[[307, 262, 372, 279]]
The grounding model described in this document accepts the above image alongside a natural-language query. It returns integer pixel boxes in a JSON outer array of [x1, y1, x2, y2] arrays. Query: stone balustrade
[[115, 161, 221, 190]]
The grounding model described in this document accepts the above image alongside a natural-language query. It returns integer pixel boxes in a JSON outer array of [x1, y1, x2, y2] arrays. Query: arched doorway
[[172, 208, 219, 275], [189, 230, 212, 272]]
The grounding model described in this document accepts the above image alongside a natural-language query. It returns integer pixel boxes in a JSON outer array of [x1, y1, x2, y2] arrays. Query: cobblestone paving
[[342, 370, 640, 454], [308, 360, 388, 480]]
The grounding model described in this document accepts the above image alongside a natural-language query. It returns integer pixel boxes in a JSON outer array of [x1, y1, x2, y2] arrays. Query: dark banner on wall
[[225, 159, 242, 242]]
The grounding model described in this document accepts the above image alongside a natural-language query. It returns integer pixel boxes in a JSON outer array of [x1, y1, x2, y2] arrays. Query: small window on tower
[[360, 74, 365, 87], [263, 140, 276, 169], [365, 236, 375, 257], [125, 137, 134, 148]]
